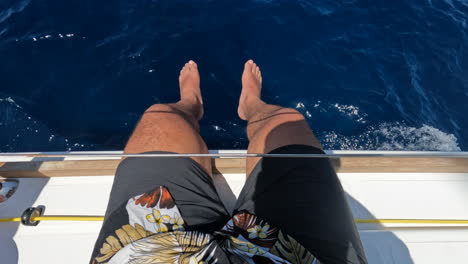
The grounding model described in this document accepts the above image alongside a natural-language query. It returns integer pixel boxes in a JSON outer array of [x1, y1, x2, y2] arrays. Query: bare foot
[[238, 59, 262, 120], [179, 60, 203, 120]]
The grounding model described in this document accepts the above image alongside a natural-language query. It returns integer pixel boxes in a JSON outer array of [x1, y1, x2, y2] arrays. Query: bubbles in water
[[296, 102, 305, 109], [331, 103, 367, 124], [212, 125, 226, 132], [322, 122, 460, 151], [294, 100, 367, 123], [295, 101, 313, 119], [28, 33, 77, 42]]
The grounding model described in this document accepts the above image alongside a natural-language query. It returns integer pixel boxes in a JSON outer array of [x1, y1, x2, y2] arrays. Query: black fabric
[[236, 145, 367, 264], [104, 152, 230, 233], [100, 146, 367, 264]]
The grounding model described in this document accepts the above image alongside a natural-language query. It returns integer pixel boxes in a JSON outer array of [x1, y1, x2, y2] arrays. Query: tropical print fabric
[[92, 186, 321, 264]]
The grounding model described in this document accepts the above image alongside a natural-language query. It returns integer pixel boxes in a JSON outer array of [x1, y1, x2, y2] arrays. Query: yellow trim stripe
[[2, 216, 468, 224], [34, 216, 104, 221], [0, 216, 103, 222], [0, 217, 22, 222]]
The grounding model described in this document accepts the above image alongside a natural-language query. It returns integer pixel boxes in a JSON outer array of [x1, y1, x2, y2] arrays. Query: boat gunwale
[[1, 150, 468, 177]]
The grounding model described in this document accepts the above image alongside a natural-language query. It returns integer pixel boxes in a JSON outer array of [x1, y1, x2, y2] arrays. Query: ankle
[[175, 99, 203, 120], [240, 95, 265, 120], [179, 96, 202, 106], [180, 92, 203, 105]]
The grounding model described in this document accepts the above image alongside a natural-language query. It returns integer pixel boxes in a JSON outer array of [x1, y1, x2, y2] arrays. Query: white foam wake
[[322, 122, 461, 151]]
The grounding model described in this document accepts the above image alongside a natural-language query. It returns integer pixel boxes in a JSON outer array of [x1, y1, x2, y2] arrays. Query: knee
[[145, 104, 174, 113], [270, 108, 306, 122], [144, 104, 191, 120], [248, 107, 307, 137]]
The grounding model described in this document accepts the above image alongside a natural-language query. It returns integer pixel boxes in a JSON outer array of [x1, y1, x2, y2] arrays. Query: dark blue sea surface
[[1, 0, 467, 151]]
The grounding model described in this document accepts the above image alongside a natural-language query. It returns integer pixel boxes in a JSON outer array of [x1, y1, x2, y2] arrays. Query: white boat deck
[[1, 151, 468, 264]]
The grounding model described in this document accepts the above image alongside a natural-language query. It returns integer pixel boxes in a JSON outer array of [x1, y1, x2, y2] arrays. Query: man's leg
[[91, 62, 231, 262], [102, 60, 230, 230], [124, 60, 211, 175], [238, 60, 322, 176], [235, 60, 367, 263]]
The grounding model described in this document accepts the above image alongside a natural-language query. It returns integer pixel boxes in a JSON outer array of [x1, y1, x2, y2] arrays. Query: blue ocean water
[[0, 0, 466, 152]]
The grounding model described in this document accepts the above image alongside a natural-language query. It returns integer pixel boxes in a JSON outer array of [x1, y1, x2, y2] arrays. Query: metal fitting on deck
[[21, 207, 44, 226]]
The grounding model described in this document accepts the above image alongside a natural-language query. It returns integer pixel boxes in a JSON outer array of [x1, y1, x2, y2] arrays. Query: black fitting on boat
[[21, 207, 44, 226]]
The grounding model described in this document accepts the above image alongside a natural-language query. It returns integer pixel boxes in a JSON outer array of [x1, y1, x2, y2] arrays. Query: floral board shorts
[[90, 145, 367, 263]]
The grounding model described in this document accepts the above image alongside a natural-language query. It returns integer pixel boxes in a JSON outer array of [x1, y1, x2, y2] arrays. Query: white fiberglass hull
[[1, 150, 468, 264]]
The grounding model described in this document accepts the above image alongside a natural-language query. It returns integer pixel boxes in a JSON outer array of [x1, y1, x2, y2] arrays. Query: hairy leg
[[124, 60, 212, 175], [238, 60, 322, 176], [235, 61, 367, 263]]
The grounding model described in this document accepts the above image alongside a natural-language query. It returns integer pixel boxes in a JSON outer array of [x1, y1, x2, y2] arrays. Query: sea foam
[[322, 122, 460, 151]]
